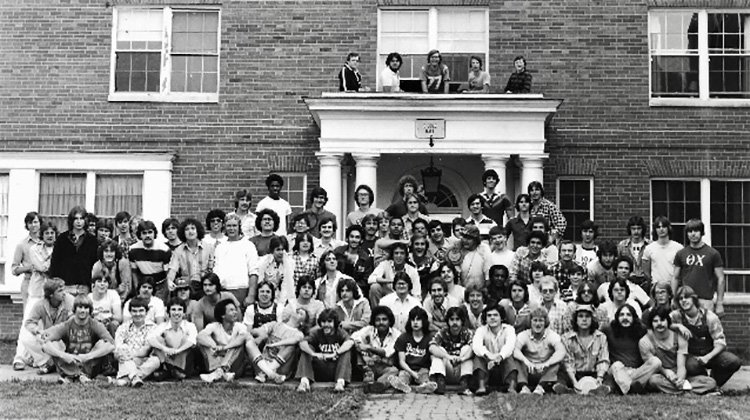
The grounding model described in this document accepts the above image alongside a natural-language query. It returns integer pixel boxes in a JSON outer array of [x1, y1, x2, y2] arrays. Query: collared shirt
[[562, 330, 609, 376], [402, 213, 431, 241], [380, 293, 422, 333], [147, 319, 198, 347], [115, 319, 156, 354], [505, 216, 531, 251], [543, 299, 569, 335], [504, 70, 533, 93], [168, 241, 214, 284], [430, 327, 473, 356], [465, 215, 497, 242], [28, 242, 53, 298], [12, 235, 43, 280], [26, 294, 75, 331], [368, 260, 422, 299], [530, 197, 567, 237], [292, 251, 319, 284], [515, 328, 565, 364], [335, 297, 372, 332], [509, 246, 547, 284], [316, 271, 356, 309], [617, 237, 651, 277], [422, 295, 460, 332], [472, 323, 516, 360], [351, 325, 400, 361], [478, 191, 512, 225]]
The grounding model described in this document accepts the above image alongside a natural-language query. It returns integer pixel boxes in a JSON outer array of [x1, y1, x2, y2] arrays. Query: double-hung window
[[110, 7, 220, 102], [650, 9, 750, 105], [377, 8, 488, 92], [556, 178, 594, 243], [651, 179, 750, 293]]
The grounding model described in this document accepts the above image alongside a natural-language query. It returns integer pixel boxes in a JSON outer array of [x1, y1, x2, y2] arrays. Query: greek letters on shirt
[[685, 253, 706, 266]]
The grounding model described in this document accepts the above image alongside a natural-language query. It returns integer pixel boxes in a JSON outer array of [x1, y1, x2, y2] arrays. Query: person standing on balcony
[[504, 55, 532, 94], [464, 55, 491, 93], [421, 50, 450, 94], [339, 52, 367, 92], [380, 52, 402, 93]]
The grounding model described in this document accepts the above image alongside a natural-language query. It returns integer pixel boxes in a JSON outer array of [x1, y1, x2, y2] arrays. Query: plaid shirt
[[530, 198, 567, 237], [562, 329, 609, 377], [509, 247, 547, 284], [293, 252, 318, 285], [543, 299, 569, 335]]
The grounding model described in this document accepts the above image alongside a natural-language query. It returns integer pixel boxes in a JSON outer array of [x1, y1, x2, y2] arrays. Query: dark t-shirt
[[45, 317, 113, 354], [306, 326, 349, 354], [603, 325, 644, 368], [394, 332, 432, 370], [674, 244, 723, 299]]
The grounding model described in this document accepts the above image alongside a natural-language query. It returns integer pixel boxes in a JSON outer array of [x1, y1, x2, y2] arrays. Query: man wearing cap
[[555, 304, 610, 395], [446, 225, 488, 290], [478, 169, 513, 226]]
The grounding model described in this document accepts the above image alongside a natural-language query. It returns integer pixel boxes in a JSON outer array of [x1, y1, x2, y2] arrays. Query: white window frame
[[276, 172, 308, 215], [556, 177, 595, 241], [0, 153, 173, 294], [38, 172, 144, 219], [0, 174, 9, 284], [649, 8, 750, 107], [376, 7, 490, 91], [108, 6, 221, 103], [650, 177, 750, 297]]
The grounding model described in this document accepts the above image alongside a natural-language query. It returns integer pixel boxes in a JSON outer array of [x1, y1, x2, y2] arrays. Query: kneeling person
[[42, 294, 115, 384], [112, 298, 160, 387], [428, 306, 474, 395], [509, 306, 566, 394], [296, 308, 354, 393]]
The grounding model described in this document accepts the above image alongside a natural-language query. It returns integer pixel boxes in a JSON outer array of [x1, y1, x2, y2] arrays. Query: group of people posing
[[9, 171, 741, 397], [339, 50, 532, 94]]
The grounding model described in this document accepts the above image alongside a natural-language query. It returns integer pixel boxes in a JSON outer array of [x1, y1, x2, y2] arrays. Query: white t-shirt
[[597, 280, 649, 307], [213, 239, 260, 290], [124, 296, 166, 324], [256, 196, 293, 235], [575, 245, 598, 270], [89, 289, 121, 322], [485, 249, 515, 276], [642, 240, 684, 285], [380, 67, 401, 92]]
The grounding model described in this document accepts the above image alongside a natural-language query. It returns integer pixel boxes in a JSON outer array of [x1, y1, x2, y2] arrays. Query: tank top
[[649, 331, 679, 370]]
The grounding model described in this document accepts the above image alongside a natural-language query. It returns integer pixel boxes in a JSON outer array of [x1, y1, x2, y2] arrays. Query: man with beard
[[508, 306, 566, 394], [604, 303, 660, 394], [422, 277, 460, 333], [351, 306, 401, 393], [296, 308, 355, 393], [639, 305, 717, 394]]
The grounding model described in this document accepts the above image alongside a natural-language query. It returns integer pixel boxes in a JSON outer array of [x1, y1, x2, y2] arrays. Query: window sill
[[724, 294, 750, 305], [108, 92, 219, 103], [650, 98, 750, 107]]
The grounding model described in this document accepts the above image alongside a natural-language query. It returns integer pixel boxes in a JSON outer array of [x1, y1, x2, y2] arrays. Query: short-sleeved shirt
[[45, 317, 114, 354], [124, 296, 165, 324], [394, 332, 433, 370], [515, 329, 564, 364], [430, 327, 473, 356], [89, 289, 121, 322], [467, 71, 491, 92], [603, 325, 645, 368], [639, 330, 686, 371], [256, 196, 293, 236], [642, 240, 683, 285], [420, 64, 450, 93], [674, 244, 723, 299], [379, 67, 401, 92], [306, 326, 350, 354]]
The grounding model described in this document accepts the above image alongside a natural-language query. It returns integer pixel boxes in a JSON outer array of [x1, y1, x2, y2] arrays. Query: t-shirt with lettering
[[674, 244, 723, 299], [45, 317, 113, 355], [306, 326, 350, 354], [394, 331, 433, 370]]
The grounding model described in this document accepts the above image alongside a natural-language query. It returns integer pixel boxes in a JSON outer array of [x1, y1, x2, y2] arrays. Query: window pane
[[172, 11, 219, 54], [95, 175, 143, 218], [437, 9, 486, 52], [651, 180, 701, 240], [650, 11, 698, 52], [558, 179, 591, 242], [39, 174, 86, 233], [380, 10, 429, 53], [170, 56, 218, 93], [651, 56, 699, 97], [0, 175, 8, 264], [115, 52, 160, 92], [710, 181, 750, 270], [279, 174, 306, 215], [707, 13, 750, 98], [116, 9, 162, 50], [726, 274, 750, 293]]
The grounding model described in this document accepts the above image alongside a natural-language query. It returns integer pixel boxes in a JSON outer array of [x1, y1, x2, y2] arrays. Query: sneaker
[[200, 369, 222, 384], [131, 376, 144, 388], [682, 380, 693, 391], [364, 382, 388, 394], [78, 375, 93, 385], [553, 383, 573, 395], [223, 371, 235, 382], [297, 378, 311, 393], [37, 364, 53, 375], [57, 376, 71, 385], [474, 386, 488, 396], [269, 373, 286, 384], [461, 388, 474, 396], [388, 376, 412, 393], [533, 385, 545, 395], [435, 375, 446, 395], [363, 369, 375, 384], [590, 385, 611, 396], [254, 373, 267, 383], [12, 361, 26, 371], [519, 385, 531, 394], [457, 377, 470, 395], [334, 379, 346, 393], [414, 381, 438, 394]]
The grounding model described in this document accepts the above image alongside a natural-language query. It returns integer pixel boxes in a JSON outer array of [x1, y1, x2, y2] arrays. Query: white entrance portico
[[304, 93, 563, 231]]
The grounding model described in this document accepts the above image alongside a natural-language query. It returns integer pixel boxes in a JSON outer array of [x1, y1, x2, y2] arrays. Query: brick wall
[[0, 297, 24, 340]]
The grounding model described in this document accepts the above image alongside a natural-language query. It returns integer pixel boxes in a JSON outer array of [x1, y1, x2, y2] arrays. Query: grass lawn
[[0, 380, 364, 419], [480, 393, 750, 420]]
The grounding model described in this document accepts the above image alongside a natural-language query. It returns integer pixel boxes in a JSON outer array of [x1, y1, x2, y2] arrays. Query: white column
[[317, 152, 344, 238], [519, 154, 547, 192], [481, 154, 510, 193], [352, 153, 380, 207]]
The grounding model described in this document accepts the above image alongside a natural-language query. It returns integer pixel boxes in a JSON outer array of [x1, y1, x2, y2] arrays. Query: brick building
[[0, 1, 748, 353]]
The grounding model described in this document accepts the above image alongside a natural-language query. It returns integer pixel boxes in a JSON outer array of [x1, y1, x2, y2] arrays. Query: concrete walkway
[[360, 393, 488, 420]]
